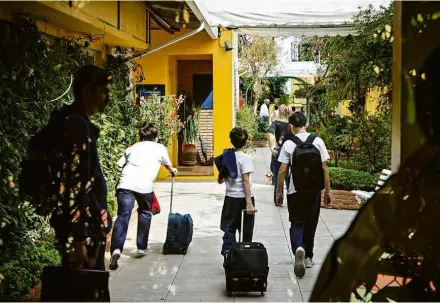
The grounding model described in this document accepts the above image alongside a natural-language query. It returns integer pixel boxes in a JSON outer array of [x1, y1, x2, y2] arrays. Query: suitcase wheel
[[163, 245, 168, 255], [227, 292, 233, 297], [181, 248, 187, 255], [261, 291, 264, 296]]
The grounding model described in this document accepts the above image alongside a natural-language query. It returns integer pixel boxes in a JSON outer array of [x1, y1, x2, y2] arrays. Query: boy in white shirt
[[109, 123, 177, 270], [276, 112, 332, 278], [218, 128, 255, 257]]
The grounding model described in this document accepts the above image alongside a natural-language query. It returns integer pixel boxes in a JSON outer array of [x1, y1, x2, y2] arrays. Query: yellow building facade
[[0, 1, 234, 181]]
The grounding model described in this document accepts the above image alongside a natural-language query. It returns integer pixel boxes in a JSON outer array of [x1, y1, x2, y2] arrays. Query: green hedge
[[328, 167, 378, 191], [253, 132, 267, 141], [0, 243, 60, 299]]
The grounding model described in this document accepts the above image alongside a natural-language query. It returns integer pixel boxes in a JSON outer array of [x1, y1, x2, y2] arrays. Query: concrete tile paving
[[107, 148, 356, 302]]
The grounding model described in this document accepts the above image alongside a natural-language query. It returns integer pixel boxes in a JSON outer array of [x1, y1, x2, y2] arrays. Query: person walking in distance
[[109, 123, 177, 270], [267, 104, 291, 206], [276, 112, 332, 278], [260, 99, 270, 123]]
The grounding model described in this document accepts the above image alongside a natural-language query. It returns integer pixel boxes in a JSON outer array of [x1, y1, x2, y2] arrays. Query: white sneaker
[[109, 249, 121, 270], [136, 249, 148, 257], [294, 247, 306, 278], [305, 258, 314, 268]]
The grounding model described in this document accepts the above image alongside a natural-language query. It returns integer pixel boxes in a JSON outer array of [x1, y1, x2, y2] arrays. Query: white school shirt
[[278, 132, 330, 195], [117, 141, 172, 194], [260, 103, 269, 118], [225, 151, 255, 198]]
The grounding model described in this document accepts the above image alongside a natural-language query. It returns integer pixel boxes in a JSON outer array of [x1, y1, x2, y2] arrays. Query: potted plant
[[181, 109, 199, 166]]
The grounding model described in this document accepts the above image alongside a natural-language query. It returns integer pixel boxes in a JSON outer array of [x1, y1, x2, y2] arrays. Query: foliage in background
[[236, 106, 258, 142], [351, 113, 392, 172], [316, 112, 391, 173], [0, 243, 60, 298], [278, 94, 291, 105], [321, 4, 393, 113], [0, 18, 89, 263], [261, 77, 288, 101], [316, 115, 354, 167], [328, 167, 378, 191], [239, 37, 279, 111], [236, 107, 268, 147]]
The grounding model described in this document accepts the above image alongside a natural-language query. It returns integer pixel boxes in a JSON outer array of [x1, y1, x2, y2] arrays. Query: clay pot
[[181, 143, 197, 166]]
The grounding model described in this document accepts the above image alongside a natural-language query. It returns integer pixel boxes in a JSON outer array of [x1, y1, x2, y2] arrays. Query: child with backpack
[[275, 112, 332, 278], [215, 128, 255, 257]]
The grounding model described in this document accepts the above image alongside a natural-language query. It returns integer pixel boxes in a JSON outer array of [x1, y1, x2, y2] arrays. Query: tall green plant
[[352, 113, 392, 173], [183, 109, 199, 144]]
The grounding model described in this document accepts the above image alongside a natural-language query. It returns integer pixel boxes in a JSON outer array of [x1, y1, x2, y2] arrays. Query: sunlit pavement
[[106, 148, 357, 302]]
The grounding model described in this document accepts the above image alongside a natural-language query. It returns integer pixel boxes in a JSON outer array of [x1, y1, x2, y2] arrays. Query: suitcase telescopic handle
[[169, 176, 175, 214], [240, 209, 257, 242]]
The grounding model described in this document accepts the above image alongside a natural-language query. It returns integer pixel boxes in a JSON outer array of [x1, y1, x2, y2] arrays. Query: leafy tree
[[261, 77, 288, 101], [299, 4, 393, 115], [239, 36, 279, 111], [323, 4, 394, 113]]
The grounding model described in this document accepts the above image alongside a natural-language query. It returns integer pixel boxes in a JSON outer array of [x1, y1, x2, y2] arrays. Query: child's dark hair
[[289, 111, 307, 128], [139, 123, 158, 141], [230, 127, 248, 149]]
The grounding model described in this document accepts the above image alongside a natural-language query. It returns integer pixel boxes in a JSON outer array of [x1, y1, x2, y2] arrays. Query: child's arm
[[242, 173, 255, 214]]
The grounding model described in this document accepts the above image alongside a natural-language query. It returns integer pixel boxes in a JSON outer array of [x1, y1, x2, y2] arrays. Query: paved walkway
[[107, 148, 356, 302]]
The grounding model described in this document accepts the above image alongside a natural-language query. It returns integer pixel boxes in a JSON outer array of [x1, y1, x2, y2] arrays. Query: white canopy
[[193, 0, 391, 37], [273, 61, 321, 78]]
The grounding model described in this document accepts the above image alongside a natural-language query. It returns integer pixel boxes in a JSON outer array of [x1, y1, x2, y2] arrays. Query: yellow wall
[[337, 89, 381, 117], [137, 29, 233, 180], [0, 1, 149, 50]]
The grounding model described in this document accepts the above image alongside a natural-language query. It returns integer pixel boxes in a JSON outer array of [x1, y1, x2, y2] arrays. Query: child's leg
[[220, 196, 239, 254], [242, 197, 255, 242]]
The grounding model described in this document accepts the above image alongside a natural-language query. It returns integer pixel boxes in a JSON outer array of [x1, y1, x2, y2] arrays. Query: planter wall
[[252, 140, 267, 148], [321, 190, 361, 210], [181, 143, 198, 166], [19, 282, 41, 302]]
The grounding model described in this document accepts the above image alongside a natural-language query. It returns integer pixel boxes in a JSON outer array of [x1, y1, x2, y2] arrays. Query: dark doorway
[[193, 74, 213, 108]]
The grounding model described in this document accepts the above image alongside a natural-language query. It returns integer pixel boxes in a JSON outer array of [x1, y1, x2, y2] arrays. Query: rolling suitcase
[[224, 210, 269, 297], [163, 176, 193, 255], [41, 266, 110, 302]]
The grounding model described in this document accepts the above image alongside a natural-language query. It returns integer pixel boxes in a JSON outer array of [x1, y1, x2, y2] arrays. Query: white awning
[[193, 0, 391, 37], [273, 61, 322, 78]]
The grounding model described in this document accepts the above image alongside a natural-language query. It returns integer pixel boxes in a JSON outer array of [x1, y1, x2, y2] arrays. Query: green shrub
[[236, 106, 258, 141], [253, 132, 267, 141], [0, 243, 60, 299], [352, 113, 392, 173], [278, 94, 291, 105], [328, 167, 378, 191], [256, 116, 268, 133]]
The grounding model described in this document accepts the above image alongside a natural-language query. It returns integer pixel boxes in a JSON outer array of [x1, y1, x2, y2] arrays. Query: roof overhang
[[192, 0, 392, 37]]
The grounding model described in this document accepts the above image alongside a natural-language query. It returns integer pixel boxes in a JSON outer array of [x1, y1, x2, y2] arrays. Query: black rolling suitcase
[[41, 266, 110, 302], [163, 176, 193, 255], [224, 210, 269, 296]]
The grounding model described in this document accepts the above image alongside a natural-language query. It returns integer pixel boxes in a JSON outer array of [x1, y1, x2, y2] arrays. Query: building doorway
[[177, 59, 214, 176]]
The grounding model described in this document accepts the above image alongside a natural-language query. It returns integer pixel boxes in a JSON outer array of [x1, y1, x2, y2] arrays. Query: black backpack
[[289, 134, 325, 192], [19, 112, 64, 216]]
